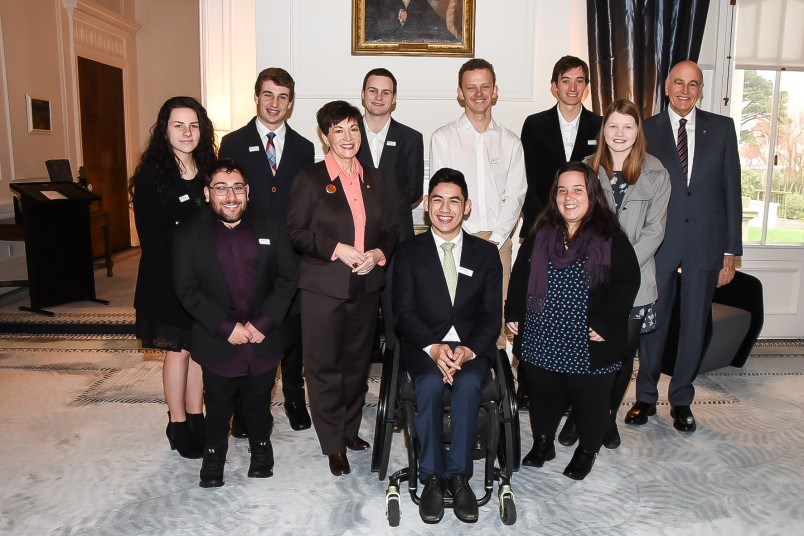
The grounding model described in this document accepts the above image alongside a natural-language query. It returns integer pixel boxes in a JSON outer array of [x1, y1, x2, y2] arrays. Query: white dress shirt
[[423, 229, 464, 356], [429, 114, 527, 248], [557, 107, 582, 161], [363, 116, 391, 167], [667, 106, 696, 186], [255, 118, 287, 167]]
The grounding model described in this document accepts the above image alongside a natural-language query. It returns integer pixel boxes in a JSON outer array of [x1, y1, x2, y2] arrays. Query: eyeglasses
[[208, 184, 247, 196]]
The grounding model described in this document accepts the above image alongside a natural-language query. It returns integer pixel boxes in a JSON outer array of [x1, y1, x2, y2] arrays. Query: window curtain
[[586, 0, 710, 117]]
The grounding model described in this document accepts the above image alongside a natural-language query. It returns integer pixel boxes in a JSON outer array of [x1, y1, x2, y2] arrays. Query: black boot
[[247, 439, 274, 478], [522, 435, 555, 467], [558, 411, 579, 446], [186, 413, 206, 453], [199, 447, 227, 487], [602, 419, 621, 449], [563, 446, 597, 481], [166, 412, 203, 459]]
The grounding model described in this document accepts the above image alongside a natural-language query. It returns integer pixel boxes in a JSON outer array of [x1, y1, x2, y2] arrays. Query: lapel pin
[[366, 184, 372, 189], [326, 184, 336, 194]]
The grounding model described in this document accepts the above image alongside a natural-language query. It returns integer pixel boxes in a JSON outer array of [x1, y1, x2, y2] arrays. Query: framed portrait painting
[[352, 0, 475, 57]]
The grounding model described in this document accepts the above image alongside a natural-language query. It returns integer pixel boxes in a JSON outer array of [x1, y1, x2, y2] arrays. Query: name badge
[[178, 194, 190, 202], [258, 238, 271, 245], [249, 146, 260, 152], [386, 140, 397, 147], [588, 140, 597, 145], [491, 159, 501, 165], [458, 266, 473, 277]]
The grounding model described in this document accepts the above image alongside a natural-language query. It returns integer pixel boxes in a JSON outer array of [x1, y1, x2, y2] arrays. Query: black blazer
[[357, 118, 424, 241], [643, 109, 743, 272], [505, 231, 639, 368], [173, 209, 298, 364], [219, 118, 315, 216], [287, 162, 399, 300], [520, 105, 602, 236], [393, 231, 503, 371]]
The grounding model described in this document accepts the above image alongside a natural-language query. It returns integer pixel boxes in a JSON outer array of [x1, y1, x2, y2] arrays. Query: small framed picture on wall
[[352, 0, 475, 57], [26, 94, 52, 133]]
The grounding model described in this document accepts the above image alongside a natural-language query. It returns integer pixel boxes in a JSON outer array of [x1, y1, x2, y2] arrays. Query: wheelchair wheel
[[499, 483, 517, 525], [386, 485, 401, 527], [496, 350, 521, 474], [371, 345, 400, 480], [500, 495, 517, 525]]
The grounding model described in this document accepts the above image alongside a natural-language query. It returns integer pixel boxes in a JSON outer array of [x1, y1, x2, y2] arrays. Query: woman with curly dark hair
[[131, 96, 217, 458]]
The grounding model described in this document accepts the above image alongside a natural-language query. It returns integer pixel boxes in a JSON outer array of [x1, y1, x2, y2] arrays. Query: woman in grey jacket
[[559, 99, 671, 450]]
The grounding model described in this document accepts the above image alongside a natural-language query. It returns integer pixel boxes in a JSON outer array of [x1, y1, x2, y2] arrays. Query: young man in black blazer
[[219, 67, 314, 432], [520, 56, 602, 237], [357, 68, 425, 358], [393, 168, 502, 524], [174, 159, 298, 487]]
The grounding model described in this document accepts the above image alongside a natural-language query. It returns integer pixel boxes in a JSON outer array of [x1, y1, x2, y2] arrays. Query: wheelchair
[[371, 345, 521, 526]]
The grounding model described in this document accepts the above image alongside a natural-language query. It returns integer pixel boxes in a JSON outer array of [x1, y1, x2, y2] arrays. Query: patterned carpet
[[0, 332, 802, 535]]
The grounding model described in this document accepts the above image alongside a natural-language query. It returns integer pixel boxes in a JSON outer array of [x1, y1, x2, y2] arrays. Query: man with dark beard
[[174, 158, 298, 487]]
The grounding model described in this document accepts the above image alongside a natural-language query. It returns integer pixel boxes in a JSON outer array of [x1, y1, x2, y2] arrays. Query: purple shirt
[[203, 215, 280, 377]]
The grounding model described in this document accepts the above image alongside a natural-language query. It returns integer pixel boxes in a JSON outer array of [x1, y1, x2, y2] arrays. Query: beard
[[211, 200, 246, 224]]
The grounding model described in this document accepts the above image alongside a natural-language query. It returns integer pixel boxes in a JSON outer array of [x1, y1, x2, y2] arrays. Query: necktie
[[266, 132, 277, 175], [677, 118, 688, 182], [441, 242, 457, 304]]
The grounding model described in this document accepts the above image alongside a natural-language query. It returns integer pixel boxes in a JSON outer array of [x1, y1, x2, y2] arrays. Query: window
[[731, 69, 804, 244]]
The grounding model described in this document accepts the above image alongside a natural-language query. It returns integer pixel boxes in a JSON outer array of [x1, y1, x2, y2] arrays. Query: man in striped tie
[[627, 60, 743, 434]]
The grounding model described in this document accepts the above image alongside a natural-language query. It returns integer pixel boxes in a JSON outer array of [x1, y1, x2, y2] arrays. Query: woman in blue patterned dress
[[505, 161, 639, 480]]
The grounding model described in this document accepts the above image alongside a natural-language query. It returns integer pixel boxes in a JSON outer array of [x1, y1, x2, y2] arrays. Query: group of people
[[130, 54, 742, 524]]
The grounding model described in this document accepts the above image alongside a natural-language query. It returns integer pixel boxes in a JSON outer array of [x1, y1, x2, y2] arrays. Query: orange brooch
[[326, 184, 336, 194]]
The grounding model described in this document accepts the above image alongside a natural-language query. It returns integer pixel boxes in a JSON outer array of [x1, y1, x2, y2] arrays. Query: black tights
[[608, 318, 643, 415]]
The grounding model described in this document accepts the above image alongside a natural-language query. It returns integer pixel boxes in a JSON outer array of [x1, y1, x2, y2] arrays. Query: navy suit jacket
[[643, 109, 743, 273], [520, 105, 602, 236], [219, 118, 314, 216], [393, 231, 502, 375], [357, 118, 424, 241], [173, 209, 298, 364]]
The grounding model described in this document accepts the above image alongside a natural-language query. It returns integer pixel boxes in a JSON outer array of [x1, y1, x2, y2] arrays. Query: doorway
[[77, 56, 131, 255]]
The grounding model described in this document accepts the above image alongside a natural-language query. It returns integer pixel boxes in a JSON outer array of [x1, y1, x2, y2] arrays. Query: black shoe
[[522, 435, 555, 467], [419, 475, 446, 524], [328, 452, 351, 476], [247, 440, 274, 478], [345, 435, 370, 451], [199, 447, 226, 488], [448, 475, 478, 523], [558, 413, 579, 446], [563, 447, 597, 481], [231, 405, 248, 438], [602, 420, 621, 449], [624, 401, 657, 425], [166, 413, 203, 459], [284, 400, 311, 431], [670, 405, 697, 433]]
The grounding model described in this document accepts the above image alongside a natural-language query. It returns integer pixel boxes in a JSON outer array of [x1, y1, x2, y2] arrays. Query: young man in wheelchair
[[393, 168, 503, 524]]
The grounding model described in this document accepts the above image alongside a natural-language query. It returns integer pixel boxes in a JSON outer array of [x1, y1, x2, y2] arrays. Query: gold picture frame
[[352, 0, 475, 57]]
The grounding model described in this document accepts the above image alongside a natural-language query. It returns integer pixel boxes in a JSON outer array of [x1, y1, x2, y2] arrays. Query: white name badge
[[491, 159, 501, 165], [458, 266, 473, 277], [178, 194, 190, 202], [249, 146, 260, 152], [386, 140, 397, 146], [588, 140, 597, 145], [258, 238, 271, 245]]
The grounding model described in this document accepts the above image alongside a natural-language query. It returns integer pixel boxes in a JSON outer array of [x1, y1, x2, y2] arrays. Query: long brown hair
[[589, 99, 646, 185]]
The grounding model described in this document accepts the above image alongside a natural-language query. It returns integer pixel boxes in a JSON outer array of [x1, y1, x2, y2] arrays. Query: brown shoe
[[328, 452, 351, 476], [345, 436, 370, 451]]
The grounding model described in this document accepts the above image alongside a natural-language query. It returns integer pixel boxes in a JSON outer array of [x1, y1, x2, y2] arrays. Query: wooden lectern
[[9, 181, 108, 315]]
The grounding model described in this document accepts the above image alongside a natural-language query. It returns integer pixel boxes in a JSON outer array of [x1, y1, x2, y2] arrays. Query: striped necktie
[[266, 132, 277, 175], [677, 118, 688, 182]]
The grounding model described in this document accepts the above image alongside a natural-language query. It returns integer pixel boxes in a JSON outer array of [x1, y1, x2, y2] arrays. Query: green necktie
[[441, 242, 457, 303]]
